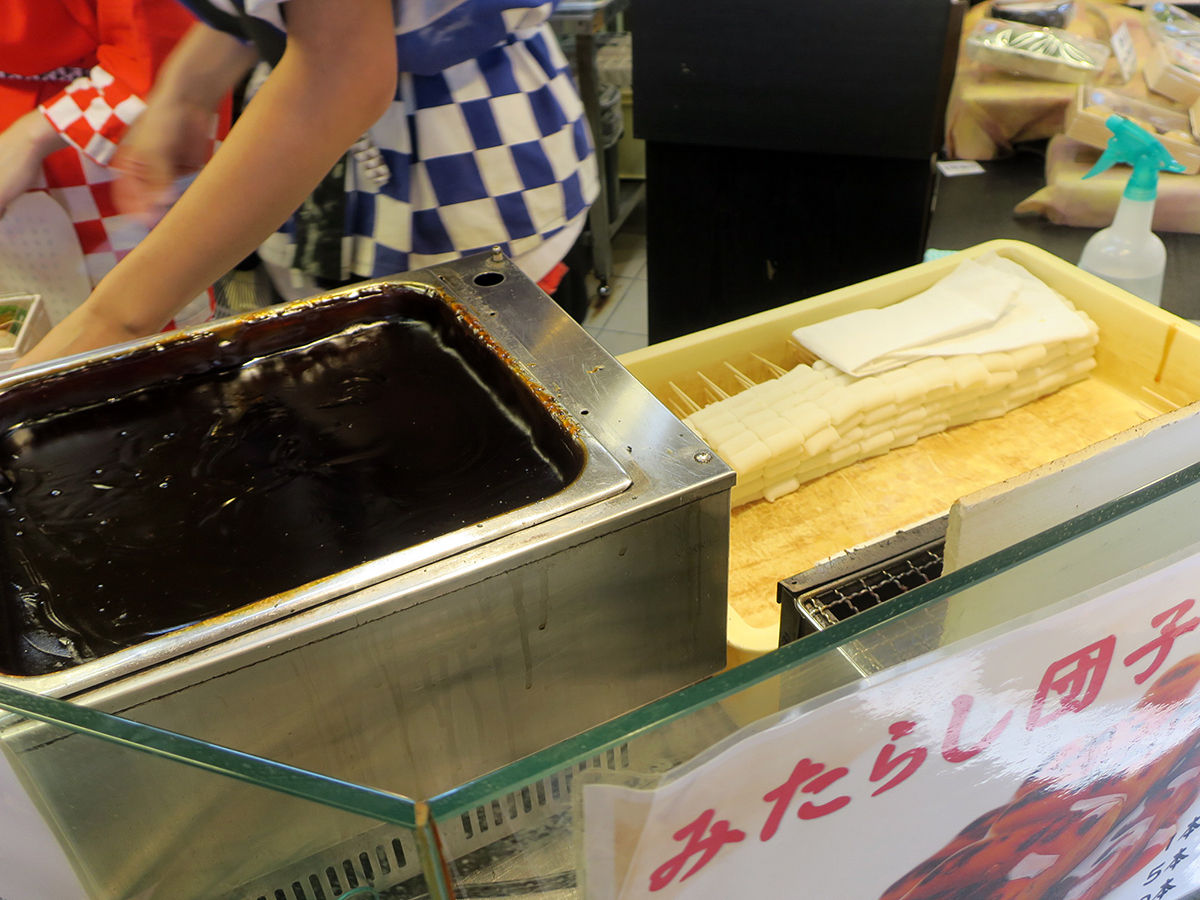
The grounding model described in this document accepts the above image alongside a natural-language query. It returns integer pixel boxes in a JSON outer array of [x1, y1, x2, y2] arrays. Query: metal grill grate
[[251, 836, 410, 900], [237, 744, 632, 899], [459, 744, 629, 841], [776, 516, 951, 678], [796, 544, 946, 635]]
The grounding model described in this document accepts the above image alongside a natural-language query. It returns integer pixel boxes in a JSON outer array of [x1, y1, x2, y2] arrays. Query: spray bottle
[[1077, 114, 1184, 306]]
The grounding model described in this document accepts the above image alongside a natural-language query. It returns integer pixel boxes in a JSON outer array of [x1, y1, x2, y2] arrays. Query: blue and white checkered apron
[[183, 0, 598, 281]]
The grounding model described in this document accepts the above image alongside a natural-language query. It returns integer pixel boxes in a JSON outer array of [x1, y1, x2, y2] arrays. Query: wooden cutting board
[[726, 376, 1158, 629]]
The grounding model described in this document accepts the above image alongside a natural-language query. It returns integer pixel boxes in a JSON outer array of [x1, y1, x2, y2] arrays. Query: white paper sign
[[585, 551, 1200, 899], [0, 743, 89, 899], [1112, 23, 1139, 84], [936, 160, 985, 178]]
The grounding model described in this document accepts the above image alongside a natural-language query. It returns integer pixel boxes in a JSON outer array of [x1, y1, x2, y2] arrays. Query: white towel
[[791, 253, 1092, 377]]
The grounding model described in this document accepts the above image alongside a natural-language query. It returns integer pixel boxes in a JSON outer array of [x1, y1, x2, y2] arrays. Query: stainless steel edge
[[0, 253, 734, 898], [0, 252, 734, 699]]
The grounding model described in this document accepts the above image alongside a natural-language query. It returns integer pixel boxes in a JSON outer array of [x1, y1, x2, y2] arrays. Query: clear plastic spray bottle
[[1077, 114, 1185, 306]]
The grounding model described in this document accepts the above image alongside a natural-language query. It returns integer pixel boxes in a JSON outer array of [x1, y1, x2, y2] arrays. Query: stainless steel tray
[[0, 251, 735, 900], [0, 263, 633, 695]]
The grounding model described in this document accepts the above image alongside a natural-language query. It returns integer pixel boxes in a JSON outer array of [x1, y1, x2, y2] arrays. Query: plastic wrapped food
[[965, 19, 1111, 83], [1144, 38, 1200, 105], [989, 0, 1074, 29], [1164, 34, 1200, 76], [1065, 86, 1200, 174], [1145, 1, 1200, 41]]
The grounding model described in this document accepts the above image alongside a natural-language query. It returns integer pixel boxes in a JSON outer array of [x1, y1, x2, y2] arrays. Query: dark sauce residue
[[0, 285, 581, 676]]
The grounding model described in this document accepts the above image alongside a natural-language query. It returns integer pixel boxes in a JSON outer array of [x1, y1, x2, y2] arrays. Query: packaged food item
[[1144, 1, 1200, 42], [1015, 134, 1200, 233], [1165, 35, 1200, 75], [0, 293, 50, 369], [1143, 37, 1200, 105], [965, 19, 1111, 83], [989, 0, 1074, 29], [1065, 86, 1200, 174]]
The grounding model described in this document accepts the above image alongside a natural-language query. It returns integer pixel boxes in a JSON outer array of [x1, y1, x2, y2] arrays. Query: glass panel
[[0, 686, 433, 900], [428, 460, 1200, 896], [7, 458, 1200, 895]]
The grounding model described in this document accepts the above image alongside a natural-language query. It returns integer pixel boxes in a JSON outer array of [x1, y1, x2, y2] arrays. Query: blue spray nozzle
[[1082, 114, 1185, 201]]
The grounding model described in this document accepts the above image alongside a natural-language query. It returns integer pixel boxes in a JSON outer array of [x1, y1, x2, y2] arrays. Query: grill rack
[[791, 545, 946, 634], [777, 516, 949, 676], [236, 747, 631, 900]]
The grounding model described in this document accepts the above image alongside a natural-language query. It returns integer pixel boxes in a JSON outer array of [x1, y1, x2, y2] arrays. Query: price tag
[[935, 160, 985, 177], [1112, 23, 1138, 83]]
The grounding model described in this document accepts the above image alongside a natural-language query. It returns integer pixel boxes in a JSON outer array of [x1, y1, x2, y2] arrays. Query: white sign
[[1112, 23, 1139, 84], [584, 551, 1200, 899], [936, 160, 985, 178], [0, 743, 89, 899]]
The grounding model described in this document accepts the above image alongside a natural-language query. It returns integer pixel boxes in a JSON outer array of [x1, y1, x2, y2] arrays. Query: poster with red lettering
[[583, 552, 1200, 899]]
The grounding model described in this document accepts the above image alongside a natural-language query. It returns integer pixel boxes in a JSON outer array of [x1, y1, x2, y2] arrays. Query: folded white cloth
[[792, 253, 1092, 376]]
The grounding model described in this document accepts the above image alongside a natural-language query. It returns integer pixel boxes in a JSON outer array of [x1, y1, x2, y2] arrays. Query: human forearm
[[11, 109, 67, 158], [0, 111, 68, 216], [14, 303, 142, 369], [20, 0, 397, 365], [148, 22, 259, 113], [109, 22, 254, 222], [101, 11, 394, 324]]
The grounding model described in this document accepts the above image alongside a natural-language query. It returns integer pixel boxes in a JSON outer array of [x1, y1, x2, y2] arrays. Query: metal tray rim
[[0, 267, 633, 694]]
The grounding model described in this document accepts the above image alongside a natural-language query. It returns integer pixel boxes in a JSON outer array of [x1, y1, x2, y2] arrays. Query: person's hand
[[112, 98, 215, 225], [0, 111, 65, 218]]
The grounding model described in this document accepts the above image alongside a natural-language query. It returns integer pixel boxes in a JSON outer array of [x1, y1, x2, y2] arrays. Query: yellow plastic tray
[[618, 240, 1200, 666]]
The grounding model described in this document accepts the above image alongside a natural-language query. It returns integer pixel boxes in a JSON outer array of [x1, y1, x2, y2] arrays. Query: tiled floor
[[581, 200, 649, 356]]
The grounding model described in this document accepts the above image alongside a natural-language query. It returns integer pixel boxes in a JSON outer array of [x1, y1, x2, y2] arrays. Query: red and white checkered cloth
[[36, 64, 215, 328], [41, 65, 142, 167]]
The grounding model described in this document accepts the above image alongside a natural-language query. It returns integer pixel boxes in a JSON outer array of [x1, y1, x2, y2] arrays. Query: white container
[[1075, 115, 1183, 306], [0, 292, 51, 370], [1079, 196, 1167, 305], [965, 18, 1111, 83]]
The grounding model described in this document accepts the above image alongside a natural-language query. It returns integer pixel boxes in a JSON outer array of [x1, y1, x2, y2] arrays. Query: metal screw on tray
[[694, 450, 713, 464], [490, 245, 505, 263]]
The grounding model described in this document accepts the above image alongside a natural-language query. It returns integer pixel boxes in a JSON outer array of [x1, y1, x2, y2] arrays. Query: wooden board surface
[[727, 376, 1163, 628]]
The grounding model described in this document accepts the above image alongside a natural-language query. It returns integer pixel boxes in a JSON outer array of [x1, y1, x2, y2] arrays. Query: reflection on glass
[[0, 690, 435, 899], [428, 461, 1200, 897], [5, 462, 1200, 897]]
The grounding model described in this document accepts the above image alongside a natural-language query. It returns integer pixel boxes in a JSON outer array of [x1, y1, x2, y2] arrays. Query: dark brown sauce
[[0, 285, 581, 676]]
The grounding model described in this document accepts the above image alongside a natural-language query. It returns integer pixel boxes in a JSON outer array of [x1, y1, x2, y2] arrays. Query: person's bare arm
[[0, 112, 67, 217], [20, 0, 397, 367], [114, 22, 261, 222]]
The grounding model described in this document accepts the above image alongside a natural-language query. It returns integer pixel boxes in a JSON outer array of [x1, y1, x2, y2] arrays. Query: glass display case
[[6, 454, 1200, 897]]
